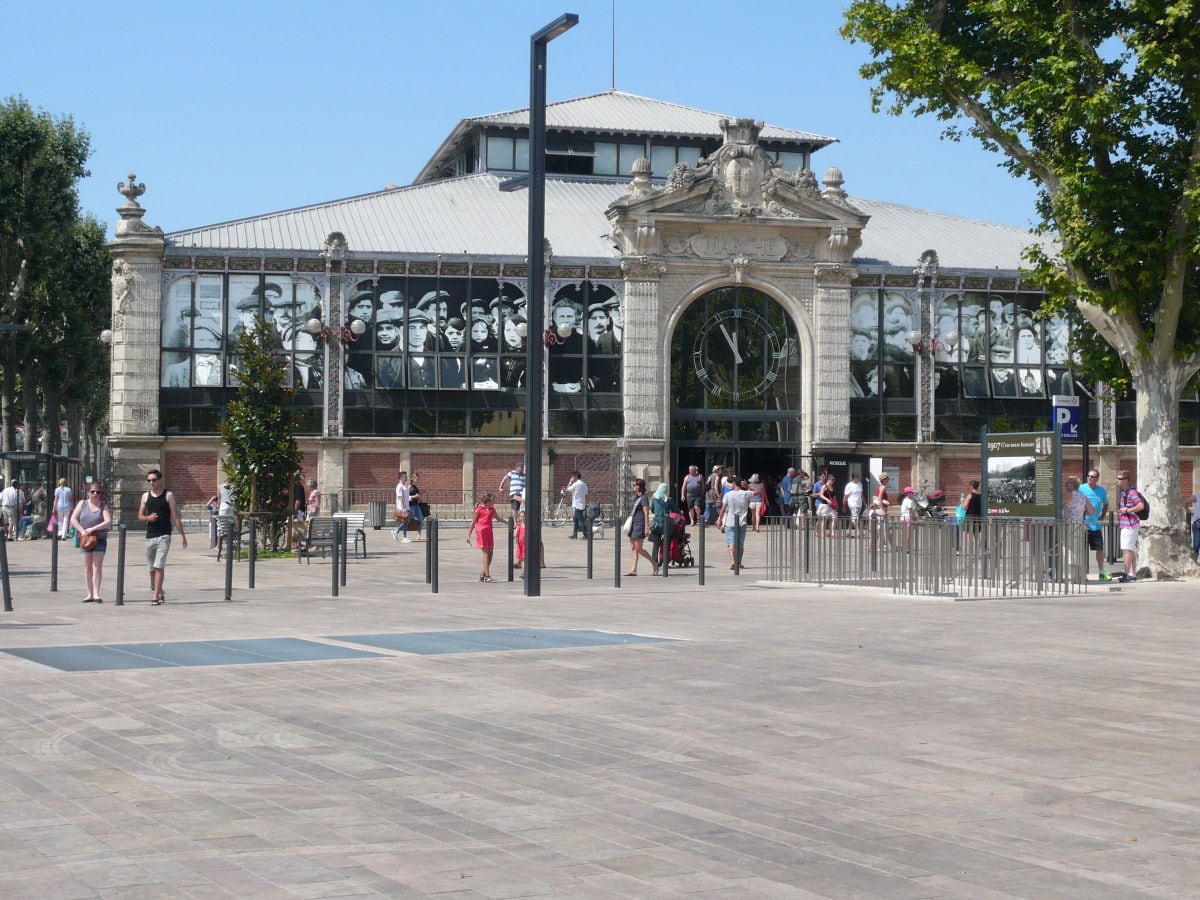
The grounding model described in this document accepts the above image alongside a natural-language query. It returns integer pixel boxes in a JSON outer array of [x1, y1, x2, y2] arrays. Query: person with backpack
[[1115, 470, 1146, 583]]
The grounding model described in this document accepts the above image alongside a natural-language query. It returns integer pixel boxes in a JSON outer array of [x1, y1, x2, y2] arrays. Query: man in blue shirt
[[1078, 469, 1110, 580]]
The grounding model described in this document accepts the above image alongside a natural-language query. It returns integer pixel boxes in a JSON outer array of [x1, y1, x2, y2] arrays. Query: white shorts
[[848, 504, 863, 521], [817, 504, 834, 518], [1120, 527, 1139, 553], [146, 535, 172, 570]]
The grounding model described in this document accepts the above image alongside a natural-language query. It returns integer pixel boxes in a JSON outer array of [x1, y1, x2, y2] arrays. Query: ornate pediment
[[607, 118, 869, 226]]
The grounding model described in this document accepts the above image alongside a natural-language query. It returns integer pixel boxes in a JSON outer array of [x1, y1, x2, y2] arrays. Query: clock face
[[692, 307, 783, 401]]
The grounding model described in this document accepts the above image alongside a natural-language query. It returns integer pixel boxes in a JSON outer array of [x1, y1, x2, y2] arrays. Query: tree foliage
[[219, 318, 301, 522], [842, 0, 1200, 384], [842, 1, 1200, 572], [0, 95, 107, 465]]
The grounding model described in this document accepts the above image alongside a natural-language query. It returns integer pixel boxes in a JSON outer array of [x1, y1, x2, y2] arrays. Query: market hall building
[[105, 90, 1196, 519]]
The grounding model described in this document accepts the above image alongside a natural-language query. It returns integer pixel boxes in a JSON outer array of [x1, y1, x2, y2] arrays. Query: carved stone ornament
[[322, 231, 350, 262], [729, 254, 751, 284], [814, 262, 857, 285], [114, 173, 164, 238], [621, 256, 667, 281], [110, 259, 136, 334]]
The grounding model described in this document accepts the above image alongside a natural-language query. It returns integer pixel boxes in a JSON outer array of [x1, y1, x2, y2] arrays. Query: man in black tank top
[[138, 468, 187, 605]]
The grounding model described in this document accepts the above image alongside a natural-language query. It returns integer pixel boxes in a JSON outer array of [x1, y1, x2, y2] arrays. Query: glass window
[[514, 138, 529, 171], [486, 136, 514, 170], [593, 142, 617, 175], [677, 146, 701, 167], [777, 151, 805, 172], [618, 143, 643, 177], [650, 145, 676, 176]]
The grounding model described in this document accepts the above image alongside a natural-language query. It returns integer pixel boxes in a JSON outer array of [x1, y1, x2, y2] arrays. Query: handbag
[[80, 532, 98, 551], [418, 501, 431, 517], [393, 508, 409, 522], [621, 515, 633, 536]]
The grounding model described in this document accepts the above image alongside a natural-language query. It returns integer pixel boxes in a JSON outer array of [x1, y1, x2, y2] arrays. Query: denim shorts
[[145, 534, 172, 570]]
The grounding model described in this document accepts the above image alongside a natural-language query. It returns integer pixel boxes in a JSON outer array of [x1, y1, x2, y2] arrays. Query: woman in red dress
[[466, 492, 503, 582]]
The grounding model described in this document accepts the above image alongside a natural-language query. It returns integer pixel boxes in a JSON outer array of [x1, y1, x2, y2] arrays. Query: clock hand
[[718, 323, 743, 364]]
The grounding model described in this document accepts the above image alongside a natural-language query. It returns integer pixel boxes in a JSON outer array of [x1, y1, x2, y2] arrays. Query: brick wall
[[412, 453, 463, 505], [298, 451, 318, 484], [164, 452, 218, 504], [475, 454, 524, 504], [348, 452, 399, 491], [883, 456, 912, 490], [938, 457, 983, 494]]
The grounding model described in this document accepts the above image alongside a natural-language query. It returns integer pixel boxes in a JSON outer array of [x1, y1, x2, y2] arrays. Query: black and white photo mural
[[159, 270, 625, 437], [848, 280, 1079, 442]]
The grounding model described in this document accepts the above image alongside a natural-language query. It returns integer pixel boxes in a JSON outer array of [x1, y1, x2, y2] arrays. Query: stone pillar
[[106, 175, 166, 524], [620, 258, 666, 440], [812, 264, 854, 447]]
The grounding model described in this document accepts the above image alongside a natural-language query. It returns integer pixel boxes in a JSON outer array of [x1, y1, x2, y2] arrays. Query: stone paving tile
[[2, 534, 1200, 896]]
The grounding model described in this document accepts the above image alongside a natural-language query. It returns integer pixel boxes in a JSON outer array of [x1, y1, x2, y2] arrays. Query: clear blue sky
[[2, 0, 1040, 239]]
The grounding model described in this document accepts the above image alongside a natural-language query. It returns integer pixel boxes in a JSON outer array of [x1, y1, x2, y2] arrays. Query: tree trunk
[[40, 388, 59, 455], [64, 400, 81, 460], [1133, 365, 1198, 578], [1, 344, 15, 455], [21, 378, 36, 451]]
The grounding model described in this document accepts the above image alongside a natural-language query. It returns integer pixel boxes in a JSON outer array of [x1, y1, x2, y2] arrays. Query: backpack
[[1136, 493, 1150, 521]]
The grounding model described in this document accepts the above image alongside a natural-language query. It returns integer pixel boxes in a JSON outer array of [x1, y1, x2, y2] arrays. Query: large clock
[[691, 306, 783, 400]]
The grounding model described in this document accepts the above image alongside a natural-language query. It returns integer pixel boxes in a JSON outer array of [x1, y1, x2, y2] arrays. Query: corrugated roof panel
[[168, 174, 1052, 271], [474, 90, 835, 145]]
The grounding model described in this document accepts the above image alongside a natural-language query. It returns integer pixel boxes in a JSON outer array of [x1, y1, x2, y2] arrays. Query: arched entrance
[[670, 286, 803, 489]]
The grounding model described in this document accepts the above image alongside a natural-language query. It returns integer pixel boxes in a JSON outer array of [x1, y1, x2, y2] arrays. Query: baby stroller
[[663, 511, 695, 568]]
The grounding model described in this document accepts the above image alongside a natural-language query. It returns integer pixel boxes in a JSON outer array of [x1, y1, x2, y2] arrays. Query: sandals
[[481, 575, 496, 583], [151, 595, 165, 605]]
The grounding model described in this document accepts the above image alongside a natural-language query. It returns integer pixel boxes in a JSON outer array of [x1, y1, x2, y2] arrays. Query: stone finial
[[114, 172, 163, 238], [117, 173, 146, 207], [627, 157, 657, 200], [821, 166, 847, 201], [321, 231, 350, 261]]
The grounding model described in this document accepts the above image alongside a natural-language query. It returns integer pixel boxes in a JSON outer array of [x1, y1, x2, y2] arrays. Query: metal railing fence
[[334, 488, 619, 524], [764, 514, 1088, 598]]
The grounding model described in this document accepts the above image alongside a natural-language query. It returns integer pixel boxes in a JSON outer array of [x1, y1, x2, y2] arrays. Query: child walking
[[466, 492, 503, 582]]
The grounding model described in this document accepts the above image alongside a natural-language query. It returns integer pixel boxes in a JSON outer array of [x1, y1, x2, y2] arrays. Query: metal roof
[[472, 90, 836, 144], [167, 173, 1053, 271], [415, 90, 837, 183]]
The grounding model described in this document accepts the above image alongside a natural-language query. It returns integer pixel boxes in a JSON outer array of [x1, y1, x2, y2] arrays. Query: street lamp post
[[522, 12, 578, 598]]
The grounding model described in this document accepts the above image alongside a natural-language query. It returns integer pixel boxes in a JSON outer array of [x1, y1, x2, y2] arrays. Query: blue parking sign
[[1052, 394, 1080, 443]]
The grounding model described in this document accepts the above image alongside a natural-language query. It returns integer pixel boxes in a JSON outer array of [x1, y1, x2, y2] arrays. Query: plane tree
[[843, 0, 1200, 574]]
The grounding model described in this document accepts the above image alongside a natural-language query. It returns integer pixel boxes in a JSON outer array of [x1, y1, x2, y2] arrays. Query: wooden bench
[[296, 514, 366, 563]]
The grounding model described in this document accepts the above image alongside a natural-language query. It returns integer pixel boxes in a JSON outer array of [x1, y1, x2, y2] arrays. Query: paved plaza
[[0, 524, 1198, 898]]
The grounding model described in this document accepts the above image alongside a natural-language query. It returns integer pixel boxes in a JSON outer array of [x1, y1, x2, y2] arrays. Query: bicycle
[[545, 491, 570, 527]]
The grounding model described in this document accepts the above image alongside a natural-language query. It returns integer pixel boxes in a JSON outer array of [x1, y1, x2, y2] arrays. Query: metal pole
[[114, 524, 126, 606], [50, 513, 59, 592], [0, 531, 12, 612], [430, 518, 439, 594], [223, 524, 234, 602], [507, 515, 515, 582], [339, 518, 347, 587], [586, 514, 594, 579], [523, 12, 579, 598], [425, 517, 432, 584], [248, 517, 257, 589], [697, 515, 705, 586], [331, 520, 340, 597], [661, 513, 672, 578], [614, 512, 622, 588]]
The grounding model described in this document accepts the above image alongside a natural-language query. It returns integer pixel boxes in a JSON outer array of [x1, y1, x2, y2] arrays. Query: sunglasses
[[146, 477, 159, 483], [89, 490, 102, 494]]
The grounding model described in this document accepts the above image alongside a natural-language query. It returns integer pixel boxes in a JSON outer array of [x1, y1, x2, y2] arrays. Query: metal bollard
[[586, 518, 594, 580], [0, 531, 12, 612], [661, 514, 672, 578], [698, 515, 705, 586], [50, 521, 59, 592], [114, 525, 126, 606], [614, 513, 621, 588], [734, 521, 743, 576], [248, 518, 257, 589], [507, 516, 515, 582], [209, 514, 218, 549], [425, 519, 432, 584], [224, 524, 234, 602], [331, 520, 340, 597], [430, 518, 439, 594], [339, 519, 348, 588]]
